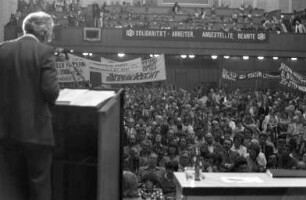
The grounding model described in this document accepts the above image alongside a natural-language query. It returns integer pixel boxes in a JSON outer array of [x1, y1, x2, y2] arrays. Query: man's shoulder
[[18, 35, 54, 52], [0, 39, 17, 49]]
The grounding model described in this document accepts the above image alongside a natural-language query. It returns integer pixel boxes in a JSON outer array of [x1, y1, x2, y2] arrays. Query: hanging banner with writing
[[55, 54, 90, 83], [279, 63, 306, 85], [222, 68, 237, 81], [123, 29, 268, 43], [56, 54, 166, 84], [91, 55, 167, 84], [279, 78, 306, 92], [279, 63, 306, 92], [222, 63, 306, 93], [222, 68, 280, 81], [89, 57, 143, 74]]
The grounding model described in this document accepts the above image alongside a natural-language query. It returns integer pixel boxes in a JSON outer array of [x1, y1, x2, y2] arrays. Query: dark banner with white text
[[123, 29, 268, 43], [222, 63, 306, 92]]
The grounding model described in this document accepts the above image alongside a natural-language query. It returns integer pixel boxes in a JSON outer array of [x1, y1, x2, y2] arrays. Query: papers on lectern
[[56, 88, 116, 107]]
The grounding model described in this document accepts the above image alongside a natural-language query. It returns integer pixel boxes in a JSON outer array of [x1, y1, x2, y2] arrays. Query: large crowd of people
[[121, 82, 306, 199], [7, 0, 306, 33]]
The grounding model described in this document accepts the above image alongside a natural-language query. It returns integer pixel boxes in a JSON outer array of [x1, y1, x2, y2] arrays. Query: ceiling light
[[291, 57, 297, 61], [257, 56, 264, 60], [149, 54, 154, 58], [188, 55, 195, 59], [118, 53, 125, 57], [82, 52, 89, 56], [154, 54, 159, 57], [181, 55, 187, 59], [243, 56, 249, 60], [273, 57, 279, 60], [211, 55, 218, 59], [223, 55, 230, 59]]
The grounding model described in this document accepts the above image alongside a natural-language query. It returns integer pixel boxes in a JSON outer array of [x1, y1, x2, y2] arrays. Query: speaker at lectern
[[51, 88, 124, 200]]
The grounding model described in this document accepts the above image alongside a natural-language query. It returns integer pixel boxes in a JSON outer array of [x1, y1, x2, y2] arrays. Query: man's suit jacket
[[0, 34, 59, 146]]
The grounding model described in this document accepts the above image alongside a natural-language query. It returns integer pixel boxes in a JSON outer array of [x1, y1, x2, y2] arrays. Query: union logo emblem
[[257, 33, 266, 41], [126, 29, 135, 37]]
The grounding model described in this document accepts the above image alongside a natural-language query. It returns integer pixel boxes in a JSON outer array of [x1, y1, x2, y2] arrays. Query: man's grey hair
[[22, 11, 54, 42]]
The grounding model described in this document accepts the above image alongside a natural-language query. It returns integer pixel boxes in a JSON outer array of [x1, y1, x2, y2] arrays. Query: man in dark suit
[[0, 11, 59, 200]]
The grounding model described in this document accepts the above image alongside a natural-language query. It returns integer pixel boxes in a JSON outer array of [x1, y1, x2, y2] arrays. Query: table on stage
[[173, 172, 306, 200]]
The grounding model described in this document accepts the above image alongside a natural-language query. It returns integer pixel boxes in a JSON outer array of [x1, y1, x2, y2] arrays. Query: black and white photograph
[[1, 0, 306, 200]]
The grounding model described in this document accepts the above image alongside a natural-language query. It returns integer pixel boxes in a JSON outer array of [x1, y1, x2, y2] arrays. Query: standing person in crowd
[[0, 11, 59, 200]]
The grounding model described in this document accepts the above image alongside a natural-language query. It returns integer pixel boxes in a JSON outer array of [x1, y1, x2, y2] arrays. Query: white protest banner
[[55, 54, 89, 83], [90, 57, 143, 74], [222, 68, 280, 81], [279, 63, 306, 92], [280, 63, 306, 85], [91, 54, 167, 84], [100, 57, 117, 63], [56, 54, 166, 84], [222, 68, 237, 81]]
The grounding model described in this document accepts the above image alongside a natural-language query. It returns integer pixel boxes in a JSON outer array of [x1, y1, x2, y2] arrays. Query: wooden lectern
[[52, 88, 124, 200]]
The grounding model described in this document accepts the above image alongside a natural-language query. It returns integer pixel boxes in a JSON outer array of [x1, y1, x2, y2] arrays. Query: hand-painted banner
[[123, 29, 268, 43], [222, 68, 237, 81], [55, 54, 89, 83], [90, 57, 143, 73], [91, 55, 167, 84], [222, 63, 306, 93], [222, 68, 280, 81], [280, 78, 306, 92], [279, 63, 306, 92], [279, 63, 306, 85], [56, 54, 166, 84]]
